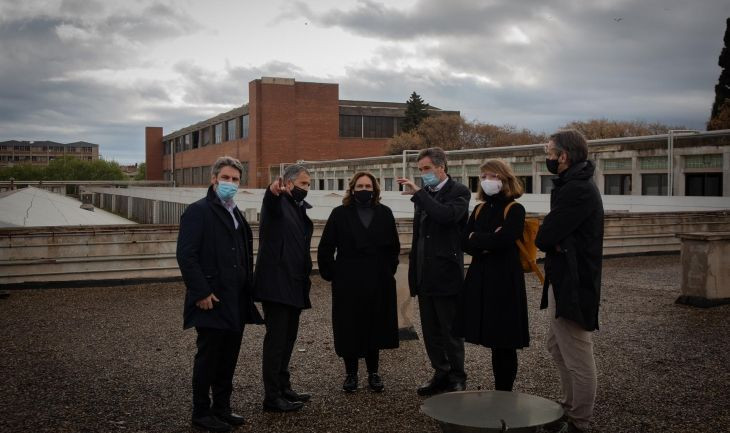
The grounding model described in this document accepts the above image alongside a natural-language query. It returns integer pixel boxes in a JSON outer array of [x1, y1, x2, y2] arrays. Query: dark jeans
[[192, 327, 243, 418], [491, 348, 518, 391], [344, 350, 379, 375], [418, 294, 466, 384], [262, 302, 301, 401]]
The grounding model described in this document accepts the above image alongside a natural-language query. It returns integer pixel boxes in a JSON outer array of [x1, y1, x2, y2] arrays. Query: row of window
[[339, 115, 405, 138], [163, 162, 250, 186], [0, 146, 93, 153], [163, 115, 250, 155], [0, 155, 93, 162], [308, 173, 723, 197]]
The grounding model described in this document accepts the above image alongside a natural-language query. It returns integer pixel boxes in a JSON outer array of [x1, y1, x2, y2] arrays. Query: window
[[339, 115, 362, 137], [327, 179, 335, 190], [319, 179, 325, 190], [241, 115, 249, 139], [175, 137, 182, 153], [214, 123, 223, 144], [184, 134, 192, 150], [518, 176, 533, 193], [363, 116, 395, 138], [604, 174, 632, 195], [395, 118, 406, 135], [202, 128, 211, 146], [685, 173, 722, 196], [541, 175, 556, 194], [384, 177, 393, 191], [452, 176, 462, 185], [227, 119, 236, 141], [338, 179, 345, 190], [468, 176, 480, 193], [192, 131, 199, 149], [239, 161, 249, 186], [603, 158, 632, 170], [641, 173, 668, 195]]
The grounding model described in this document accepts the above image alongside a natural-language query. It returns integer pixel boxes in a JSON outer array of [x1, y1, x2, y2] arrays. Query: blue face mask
[[421, 172, 439, 187], [216, 181, 238, 201]]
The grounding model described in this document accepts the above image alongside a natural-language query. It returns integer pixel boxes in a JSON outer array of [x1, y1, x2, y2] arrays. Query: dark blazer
[[454, 194, 529, 349], [177, 186, 263, 331], [252, 188, 314, 309], [535, 160, 604, 331], [318, 203, 400, 358], [408, 176, 471, 297]]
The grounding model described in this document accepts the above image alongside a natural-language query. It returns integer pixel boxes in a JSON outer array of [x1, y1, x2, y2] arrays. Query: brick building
[[0, 140, 99, 167], [145, 77, 457, 187]]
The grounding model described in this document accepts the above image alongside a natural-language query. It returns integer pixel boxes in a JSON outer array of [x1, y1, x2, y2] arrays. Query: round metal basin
[[420, 390, 563, 433]]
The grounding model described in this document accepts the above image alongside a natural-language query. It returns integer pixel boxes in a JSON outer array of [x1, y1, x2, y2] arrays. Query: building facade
[[145, 77, 457, 188], [301, 130, 730, 197], [0, 140, 99, 167]]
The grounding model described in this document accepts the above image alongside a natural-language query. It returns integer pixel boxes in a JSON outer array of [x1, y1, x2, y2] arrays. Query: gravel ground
[[1, 254, 728, 433]]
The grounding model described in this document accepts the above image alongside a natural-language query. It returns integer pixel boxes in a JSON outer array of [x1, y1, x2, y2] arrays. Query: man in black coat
[[177, 156, 263, 433], [535, 129, 604, 433], [252, 164, 313, 413], [397, 147, 470, 396]]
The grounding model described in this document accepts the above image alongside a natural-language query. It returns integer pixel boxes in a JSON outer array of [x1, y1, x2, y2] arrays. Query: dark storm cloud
[[0, 1, 198, 162], [283, 0, 730, 130]]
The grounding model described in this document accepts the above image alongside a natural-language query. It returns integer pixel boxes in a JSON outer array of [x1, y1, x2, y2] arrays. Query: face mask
[[481, 179, 502, 196], [290, 185, 308, 202], [546, 158, 560, 174], [353, 190, 373, 203], [216, 181, 238, 201], [421, 172, 439, 187]]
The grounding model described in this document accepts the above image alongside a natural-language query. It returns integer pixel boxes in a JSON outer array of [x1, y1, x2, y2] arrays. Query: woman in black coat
[[317, 171, 400, 393], [455, 158, 530, 392]]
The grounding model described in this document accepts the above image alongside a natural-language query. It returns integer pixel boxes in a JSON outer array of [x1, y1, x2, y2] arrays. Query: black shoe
[[282, 388, 311, 403], [262, 397, 304, 413], [342, 373, 358, 392], [445, 380, 466, 392], [368, 373, 384, 392], [417, 376, 447, 396], [212, 412, 245, 426], [191, 415, 232, 432]]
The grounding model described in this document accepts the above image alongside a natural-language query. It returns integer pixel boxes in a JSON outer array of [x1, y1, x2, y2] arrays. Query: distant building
[[144, 77, 458, 188], [0, 140, 99, 167]]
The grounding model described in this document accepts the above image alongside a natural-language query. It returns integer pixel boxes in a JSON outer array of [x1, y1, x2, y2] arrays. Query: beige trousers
[[546, 287, 597, 431]]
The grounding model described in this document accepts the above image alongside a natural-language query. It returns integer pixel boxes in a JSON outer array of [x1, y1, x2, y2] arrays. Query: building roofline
[[0, 140, 99, 147]]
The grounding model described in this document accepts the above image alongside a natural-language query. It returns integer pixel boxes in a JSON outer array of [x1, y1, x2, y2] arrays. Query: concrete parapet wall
[[2, 212, 730, 286]]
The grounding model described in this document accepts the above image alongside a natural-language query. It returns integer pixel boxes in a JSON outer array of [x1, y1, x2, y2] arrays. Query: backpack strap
[[474, 202, 485, 220], [503, 200, 545, 285]]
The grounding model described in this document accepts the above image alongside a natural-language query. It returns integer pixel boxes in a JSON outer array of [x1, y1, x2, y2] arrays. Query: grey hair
[[282, 164, 309, 183], [549, 129, 588, 165], [210, 156, 244, 178], [417, 147, 448, 172]]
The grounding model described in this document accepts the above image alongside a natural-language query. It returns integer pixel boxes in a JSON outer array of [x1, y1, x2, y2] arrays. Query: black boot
[[342, 373, 358, 392], [368, 372, 384, 392]]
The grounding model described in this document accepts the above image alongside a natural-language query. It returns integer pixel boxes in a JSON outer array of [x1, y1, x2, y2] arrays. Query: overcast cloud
[[0, 0, 728, 163]]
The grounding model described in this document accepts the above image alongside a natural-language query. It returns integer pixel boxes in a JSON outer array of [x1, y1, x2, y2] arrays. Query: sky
[[0, 0, 728, 164]]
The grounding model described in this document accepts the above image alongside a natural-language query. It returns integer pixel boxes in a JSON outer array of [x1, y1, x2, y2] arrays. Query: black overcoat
[[408, 176, 471, 297], [454, 194, 530, 349], [252, 188, 314, 310], [177, 186, 263, 331], [535, 160, 604, 331], [318, 203, 400, 358]]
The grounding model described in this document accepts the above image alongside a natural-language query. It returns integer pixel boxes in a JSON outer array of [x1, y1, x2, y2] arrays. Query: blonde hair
[[478, 159, 524, 201]]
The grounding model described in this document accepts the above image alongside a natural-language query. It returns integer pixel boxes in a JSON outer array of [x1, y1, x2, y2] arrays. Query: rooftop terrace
[[0, 255, 727, 432]]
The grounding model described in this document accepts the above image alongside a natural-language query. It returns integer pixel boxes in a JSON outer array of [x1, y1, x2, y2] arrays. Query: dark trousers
[[344, 350, 379, 375], [491, 348, 518, 391], [418, 294, 466, 383], [262, 301, 301, 401], [192, 327, 243, 418]]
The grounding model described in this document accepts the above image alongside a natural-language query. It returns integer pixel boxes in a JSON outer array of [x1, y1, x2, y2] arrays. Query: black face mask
[[353, 190, 373, 203], [546, 158, 560, 174], [290, 185, 308, 202]]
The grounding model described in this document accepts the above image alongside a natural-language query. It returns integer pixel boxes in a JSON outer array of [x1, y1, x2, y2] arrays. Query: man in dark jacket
[[252, 164, 313, 413], [397, 147, 470, 396], [177, 156, 263, 433], [535, 130, 604, 433]]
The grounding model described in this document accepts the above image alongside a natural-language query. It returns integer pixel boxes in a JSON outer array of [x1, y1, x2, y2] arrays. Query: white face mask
[[481, 179, 502, 196]]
